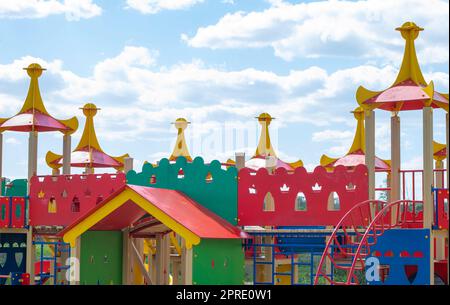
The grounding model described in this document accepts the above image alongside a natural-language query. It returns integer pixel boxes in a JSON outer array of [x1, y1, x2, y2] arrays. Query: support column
[[235, 152, 245, 170], [423, 106, 434, 285], [70, 236, 81, 285], [132, 238, 144, 284], [124, 157, 134, 174], [434, 160, 444, 189], [162, 234, 171, 284], [155, 234, 164, 284], [390, 114, 401, 224], [122, 229, 131, 284], [181, 240, 193, 285], [446, 113, 449, 189], [446, 112, 449, 286], [365, 109, 376, 200], [62, 134, 71, 175], [28, 131, 38, 180], [26, 226, 35, 285], [0, 133, 3, 179]]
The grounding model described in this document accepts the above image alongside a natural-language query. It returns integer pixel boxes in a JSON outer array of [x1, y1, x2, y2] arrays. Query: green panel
[[127, 157, 238, 224], [80, 231, 122, 285], [4, 179, 28, 197], [1, 178, 7, 196], [193, 239, 244, 285]]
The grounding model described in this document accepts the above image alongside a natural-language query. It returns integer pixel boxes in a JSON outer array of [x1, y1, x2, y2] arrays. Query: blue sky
[[0, 0, 448, 179]]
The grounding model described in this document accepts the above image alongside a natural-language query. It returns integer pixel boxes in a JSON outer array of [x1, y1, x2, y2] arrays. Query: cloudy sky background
[[0, 0, 448, 179]]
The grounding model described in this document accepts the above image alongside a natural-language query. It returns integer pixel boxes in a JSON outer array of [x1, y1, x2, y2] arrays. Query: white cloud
[[0, 0, 102, 21], [0, 45, 447, 166], [126, 0, 204, 14], [312, 130, 353, 142], [4, 137, 21, 145], [183, 0, 449, 63]]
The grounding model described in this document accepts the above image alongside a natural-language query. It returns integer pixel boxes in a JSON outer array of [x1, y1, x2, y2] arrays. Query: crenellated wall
[[29, 173, 126, 227], [238, 164, 369, 226], [126, 157, 238, 225]]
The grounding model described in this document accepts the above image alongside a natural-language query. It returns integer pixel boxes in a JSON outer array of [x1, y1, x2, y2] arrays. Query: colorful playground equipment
[[0, 22, 448, 285]]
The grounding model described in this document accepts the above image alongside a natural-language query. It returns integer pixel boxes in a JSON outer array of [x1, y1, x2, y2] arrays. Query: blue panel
[[277, 226, 326, 253], [0, 233, 27, 285], [367, 229, 430, 285]]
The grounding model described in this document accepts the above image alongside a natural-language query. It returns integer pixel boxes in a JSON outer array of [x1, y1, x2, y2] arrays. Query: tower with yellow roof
[[0, 63, 78, 179], [46, 103, 129, 174]]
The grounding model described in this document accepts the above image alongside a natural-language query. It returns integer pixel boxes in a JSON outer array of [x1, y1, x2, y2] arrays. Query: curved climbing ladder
[[314, 199, 423, 285]]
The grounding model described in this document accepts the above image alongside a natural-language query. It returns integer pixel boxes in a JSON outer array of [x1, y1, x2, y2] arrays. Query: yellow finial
[[394, 22, 427, 86], [254, 113, 277, 158], [169, 118, 192, 161], [74, 103, 103, 153]]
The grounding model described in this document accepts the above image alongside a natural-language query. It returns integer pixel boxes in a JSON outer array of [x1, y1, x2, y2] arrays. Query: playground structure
[[0, 21, 448, 285]]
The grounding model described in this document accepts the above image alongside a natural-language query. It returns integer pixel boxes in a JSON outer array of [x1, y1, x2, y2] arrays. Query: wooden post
[[28, 131, 38, 180], [155, 234, 163, 284], [122, 229, 131, 284], [70, 236, 81, 285], [132, 238, 144, 284], [434, 160, 444, 189], [423, 106, 434, 285], [124, 157, 134, 174], [162, 234, 171, 284], [0, 133, 3, 179], [446, 112, 449, 285], [26, 227, 35, 285], [235, 152, 245, 170], [62, 134, 71, 175], [181, 240, 193, 285], [365, 109, 375, 200], [390, 113, 400, 224]]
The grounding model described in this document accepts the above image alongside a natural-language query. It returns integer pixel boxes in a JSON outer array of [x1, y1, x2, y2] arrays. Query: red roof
[[330, 152, 390, 170], [363, 80, 448, 111], [60, 184, 248, 239], [49, 148, 122, 168], [0, 111, 70, 132]]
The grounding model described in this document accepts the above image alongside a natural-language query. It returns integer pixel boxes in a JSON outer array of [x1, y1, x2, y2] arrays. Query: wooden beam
[[28, 131, 38, 180], [62, 134, 71, 175], [365, 109, 375, 200], [131, 239, 153, 285], [0, 133, 3, 179], [423, 106, 434, 285], [26, 226, 35, 285], [181, 240, 193, 285], [122, 229, 131, 284]]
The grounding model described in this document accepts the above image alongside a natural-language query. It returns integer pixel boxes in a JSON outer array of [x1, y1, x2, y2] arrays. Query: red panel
[[29, 173, 126, 226], [10, 197, 26, 228], [237, 165, 369, 226], [91, 200, 147, 230], [437, 189, 449, 230], [0, 197, 10, 228]]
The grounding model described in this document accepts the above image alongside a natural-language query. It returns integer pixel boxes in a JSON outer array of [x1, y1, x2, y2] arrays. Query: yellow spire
[[19, 63, 50, 115], [356, 22, 449, 112], [254, 113, 277, 158], [393, 22, 426, 86], [0, 63, 78, 133], [169, 118, 192, 162], [74, 103, 104, 152], [320, 107, 390, 169], [46, 103, 129, 171]]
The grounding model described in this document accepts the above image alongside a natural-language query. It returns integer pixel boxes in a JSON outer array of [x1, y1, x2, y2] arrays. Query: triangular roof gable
[[60, 184, 247, 247]]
